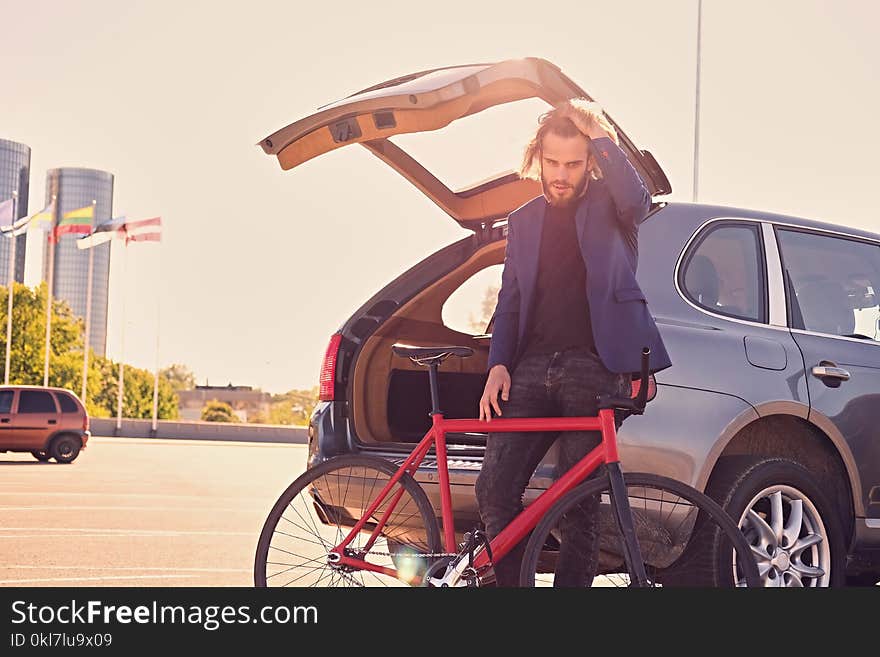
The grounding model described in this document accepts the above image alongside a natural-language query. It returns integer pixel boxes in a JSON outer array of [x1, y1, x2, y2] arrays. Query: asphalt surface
[[0, 436, 308, 587]]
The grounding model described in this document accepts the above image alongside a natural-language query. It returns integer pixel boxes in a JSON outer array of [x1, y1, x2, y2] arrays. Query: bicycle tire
[[254, 454, 442, 587], [519, 472, 761, 587]]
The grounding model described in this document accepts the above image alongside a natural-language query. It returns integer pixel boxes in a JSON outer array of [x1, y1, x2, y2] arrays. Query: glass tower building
[[0, 139, 31, 283], [42, 168, 114, 357]]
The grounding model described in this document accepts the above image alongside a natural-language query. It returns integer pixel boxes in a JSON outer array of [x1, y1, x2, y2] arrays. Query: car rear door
[[259, 57, 671, 230], [11, 389, 61, 450], [775, 226, 880, 526]]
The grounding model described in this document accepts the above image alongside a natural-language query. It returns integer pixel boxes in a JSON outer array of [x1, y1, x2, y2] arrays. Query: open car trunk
[[260, 57, 671, 449], [260, 58, 670, 232], [349, 239, 506, 447]]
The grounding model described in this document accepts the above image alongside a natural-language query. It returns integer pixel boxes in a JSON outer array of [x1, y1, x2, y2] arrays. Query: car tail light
[[630, 375, 657, 402], [83, 415, 89, 431], [319, 333, 343, 401]]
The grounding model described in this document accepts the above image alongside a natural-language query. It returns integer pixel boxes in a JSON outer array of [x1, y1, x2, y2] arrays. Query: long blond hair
[[519, 99, 618, 182]]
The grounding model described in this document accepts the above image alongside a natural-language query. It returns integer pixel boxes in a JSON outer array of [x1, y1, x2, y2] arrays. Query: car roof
[[661, 201, 880, 242], [0, 385, 81, 396]]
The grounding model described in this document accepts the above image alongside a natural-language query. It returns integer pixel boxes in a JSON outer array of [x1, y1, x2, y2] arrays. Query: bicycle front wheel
[[255, 455, 442, 587], [519, 473, 761, 587]]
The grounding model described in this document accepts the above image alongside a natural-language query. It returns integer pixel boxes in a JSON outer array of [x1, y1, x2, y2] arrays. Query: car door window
[[777, 228, 880, 340], [681, 223, 765, 322], [441, 264, 502, 335], [17, 391, 57, 413], [0, 391, 13, 413], [56, 393, 79, 413]]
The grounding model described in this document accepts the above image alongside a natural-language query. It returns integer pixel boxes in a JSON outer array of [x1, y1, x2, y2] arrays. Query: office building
[[42, 168, 113, 356], [0, 139, 30, 283]]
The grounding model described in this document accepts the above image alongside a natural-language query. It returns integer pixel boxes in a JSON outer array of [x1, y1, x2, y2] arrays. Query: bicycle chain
[[347, 549, 460, 558], [330, 550, 462, 587]]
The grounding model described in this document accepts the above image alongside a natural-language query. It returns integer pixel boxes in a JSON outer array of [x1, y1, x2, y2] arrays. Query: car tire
[[707, 456, 846, 587], [31, 450, 51, 462], [50, 435, 81, 464]]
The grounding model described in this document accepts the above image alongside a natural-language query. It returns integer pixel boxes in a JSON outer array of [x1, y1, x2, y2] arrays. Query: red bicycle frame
[[329, 407, 626, 583]]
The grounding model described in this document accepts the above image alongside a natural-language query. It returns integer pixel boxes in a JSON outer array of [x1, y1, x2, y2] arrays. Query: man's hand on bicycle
[[479, 365, 511, 421]]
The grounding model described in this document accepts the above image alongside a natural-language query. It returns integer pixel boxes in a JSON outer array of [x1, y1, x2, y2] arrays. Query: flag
[[123, 216, 162, 244], [61, 205, 95, 221], [52, 204, 95, 241], [0, 199, 13, 230], [6, 201, 55, 237], [76, 216, 126, 250]]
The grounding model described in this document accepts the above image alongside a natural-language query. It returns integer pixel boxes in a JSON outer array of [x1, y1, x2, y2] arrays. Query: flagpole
[[116, 238, 127, 433], [151, 242, 162, 434], [81, 199, 97, 404], [4, 191, 17, 385], [693, 0, 703, 202], [43, 194, 58, 386]]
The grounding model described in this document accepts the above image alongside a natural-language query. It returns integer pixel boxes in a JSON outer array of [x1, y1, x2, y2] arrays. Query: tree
[[0, 281, 87, 388], [201, 400, 239, 423], [467, 284, 499, 334], [160, 363, 196, 392], [90, 354, 179, 420], [268, 401, 295, 426], [0, 281, 179, 420], [248, 386, 319, 426]]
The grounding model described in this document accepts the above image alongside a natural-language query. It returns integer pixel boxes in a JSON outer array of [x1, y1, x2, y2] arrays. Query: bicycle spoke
[[255, 456, 440, 588], [281, 497, 333, 551], [277, 563, 328, 586], [520, 473, 758, 588]]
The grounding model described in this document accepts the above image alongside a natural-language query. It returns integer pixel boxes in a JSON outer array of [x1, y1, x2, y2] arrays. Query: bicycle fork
[[606, 462, 650, 587]]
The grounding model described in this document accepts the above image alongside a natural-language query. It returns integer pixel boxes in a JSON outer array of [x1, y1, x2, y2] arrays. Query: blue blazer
[[487, 137, 672, 376]]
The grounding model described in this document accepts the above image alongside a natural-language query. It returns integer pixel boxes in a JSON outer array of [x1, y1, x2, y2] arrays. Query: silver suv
[[260, 58, 880, 587]]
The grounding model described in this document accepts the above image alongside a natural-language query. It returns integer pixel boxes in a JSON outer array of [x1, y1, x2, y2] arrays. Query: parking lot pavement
[[0, 436, 308, 587]]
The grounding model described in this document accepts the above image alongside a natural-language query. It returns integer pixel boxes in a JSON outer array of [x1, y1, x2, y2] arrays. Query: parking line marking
[[0, 527, 253, 537], [1, 565, 250, 572], [0, 506, 261, 512], [0, 491, 268, 503], [0, 575, 198, 584]]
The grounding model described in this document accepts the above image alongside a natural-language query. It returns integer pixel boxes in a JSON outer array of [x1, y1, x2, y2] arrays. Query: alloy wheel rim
[[737, 484, 830, 587]]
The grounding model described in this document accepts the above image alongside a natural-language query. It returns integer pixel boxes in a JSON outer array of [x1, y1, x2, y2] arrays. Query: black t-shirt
[[521, 201, 596, 357]]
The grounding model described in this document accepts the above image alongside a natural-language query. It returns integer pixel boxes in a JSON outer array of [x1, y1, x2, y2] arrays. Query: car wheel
[[31, 450, 51, 462], [707, 456, 846, 587], [50, 435, 81, 464]]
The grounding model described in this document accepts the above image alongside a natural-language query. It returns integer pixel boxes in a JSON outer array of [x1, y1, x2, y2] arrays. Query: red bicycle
[[255, 344, 760, 587]]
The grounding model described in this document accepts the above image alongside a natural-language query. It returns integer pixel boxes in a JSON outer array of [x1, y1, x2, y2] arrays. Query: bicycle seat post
[[428, 362, 442, 415]]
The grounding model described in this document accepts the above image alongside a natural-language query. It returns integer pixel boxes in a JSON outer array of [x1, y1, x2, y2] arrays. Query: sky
[[1, 0, 878, 394]]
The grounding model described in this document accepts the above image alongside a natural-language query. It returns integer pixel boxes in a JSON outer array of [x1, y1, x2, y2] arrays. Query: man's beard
[[541, 171, 590, 208]]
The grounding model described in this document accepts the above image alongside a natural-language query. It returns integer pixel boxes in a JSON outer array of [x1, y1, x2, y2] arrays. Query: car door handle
[[48, 419, 57, 425], [811, 365, 850, 381], [0, 418, 8, 423]]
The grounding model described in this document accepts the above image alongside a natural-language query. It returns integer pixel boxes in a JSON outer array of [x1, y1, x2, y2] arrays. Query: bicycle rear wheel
[[255, 455, 442, 587], [519, 473, 761, 587]]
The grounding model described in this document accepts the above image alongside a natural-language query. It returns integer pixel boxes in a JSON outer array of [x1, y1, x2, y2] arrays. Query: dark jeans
[[475, 347, 629, 587]]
